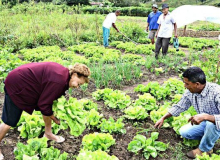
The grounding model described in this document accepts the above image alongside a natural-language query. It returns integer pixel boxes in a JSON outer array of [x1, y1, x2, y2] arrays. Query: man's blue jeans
[[179, 121, 220, 152], [103, 27, 110, 47]]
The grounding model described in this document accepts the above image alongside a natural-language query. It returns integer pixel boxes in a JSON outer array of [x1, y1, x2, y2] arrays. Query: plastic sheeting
[[171, 5, 220, 28]]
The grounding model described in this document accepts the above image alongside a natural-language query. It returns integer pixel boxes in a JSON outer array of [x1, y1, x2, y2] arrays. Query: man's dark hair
[[182, 67, 206, 84]]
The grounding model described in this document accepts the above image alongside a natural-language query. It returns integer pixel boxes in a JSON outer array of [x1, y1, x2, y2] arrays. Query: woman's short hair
[[69, 63, 91, 83]]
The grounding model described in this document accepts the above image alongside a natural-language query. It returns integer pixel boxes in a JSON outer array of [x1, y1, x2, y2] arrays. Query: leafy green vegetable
[[14, 138, 48, 160], [196, 153, 220, 160], [171, 94, 182, 104], [134, 78, 185, 100], [82, 133, 115, 152], [163, 78, 185, 95], [14, 137, 68, 160], [87, 109, 103, 127], [98, 117, 126, 134], [134, 93, 157, 111], [92, 88, 114, 101], [127, 134, 146, 153], [17, 112, 44, 139], [22, 155, 39, 160], [172, 106, 197, 135], [171, 106, 199, 147], [134, 82, 168, 100], [150, 102, 173, 128], [40, 147, 68, 160], [128, 132, 167, 159], [124, 106, 148, 120], [69, 45, 121, 63], [53, 96, 87, 137], [121, 54, 146, 65], [77, 149, 118, 160], [104, 90, 131, 109], [183, 138, 200, 147], [80, 99, 98, 111], [93, 89, 131, 109]]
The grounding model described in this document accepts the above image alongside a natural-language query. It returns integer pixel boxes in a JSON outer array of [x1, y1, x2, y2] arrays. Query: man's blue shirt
[[147, 11, 162, 30]]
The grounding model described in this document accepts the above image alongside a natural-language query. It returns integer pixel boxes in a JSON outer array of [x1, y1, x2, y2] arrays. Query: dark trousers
[[155, 37, 171, 58]]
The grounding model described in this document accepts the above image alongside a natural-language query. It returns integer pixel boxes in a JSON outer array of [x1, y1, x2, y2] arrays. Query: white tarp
[[171, 5, 220, 28]]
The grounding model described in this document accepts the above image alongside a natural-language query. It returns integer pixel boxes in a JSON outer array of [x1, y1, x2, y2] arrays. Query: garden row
[[1, 43, 220, 92]]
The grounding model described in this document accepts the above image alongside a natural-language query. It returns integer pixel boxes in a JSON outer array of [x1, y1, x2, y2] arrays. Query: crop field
[[0, 3, 220, 160]]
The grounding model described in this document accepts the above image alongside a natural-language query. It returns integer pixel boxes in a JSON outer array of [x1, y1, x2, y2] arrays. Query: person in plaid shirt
[[155, 66, 220, 158]]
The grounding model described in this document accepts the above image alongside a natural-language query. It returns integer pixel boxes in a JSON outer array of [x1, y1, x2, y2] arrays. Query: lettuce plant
[[17, 112, 44, 139], [92, 88, 114, 101], [98, 117, 126, 134], [53, 96, 87, 137], [79, 99, 98, 111], [124, 106, 148, 120], [14, 138, 68, 160], [171, 94, 182, 104], [128, 132, 167, 159], [40, 147, 68, 160], [150, 102, 173, 128], [134, 93, 157, 111], [196, 153, 220, 160], [87, 109, 103, 127], [77, 149, 118, 160], [82, 133, 115, 152], [104, 90, 131, 109], [134, 78, 185, 100]]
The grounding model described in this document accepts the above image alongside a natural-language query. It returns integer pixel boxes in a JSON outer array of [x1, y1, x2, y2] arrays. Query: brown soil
[[177, 29, 220, 38]]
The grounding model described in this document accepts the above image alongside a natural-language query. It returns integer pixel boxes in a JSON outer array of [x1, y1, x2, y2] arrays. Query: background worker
[[0, 62, 91, 160], [155, 67, 220, 159], [155, 4, 177, 59], [102, 10, 120, 48], [146, 4, 162, 44]]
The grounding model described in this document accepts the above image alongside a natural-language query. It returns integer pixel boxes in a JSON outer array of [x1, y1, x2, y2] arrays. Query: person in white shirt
[[102, 10, 120, 47], [155, 4, 177, 59]]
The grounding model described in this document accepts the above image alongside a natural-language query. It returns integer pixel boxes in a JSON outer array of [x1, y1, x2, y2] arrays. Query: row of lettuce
[[1, 43, 220, 92]]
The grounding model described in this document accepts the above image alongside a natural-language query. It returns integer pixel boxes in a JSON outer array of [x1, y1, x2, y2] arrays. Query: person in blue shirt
[[146, 4, 162, 44]]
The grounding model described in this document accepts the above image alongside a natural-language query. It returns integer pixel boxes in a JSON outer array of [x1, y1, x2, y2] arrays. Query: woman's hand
[[50, 115, 60, 125]]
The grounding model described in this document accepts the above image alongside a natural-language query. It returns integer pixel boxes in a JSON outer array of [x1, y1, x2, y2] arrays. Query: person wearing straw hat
[[146, 4, 162, 44], [155, 4, 178, 59]]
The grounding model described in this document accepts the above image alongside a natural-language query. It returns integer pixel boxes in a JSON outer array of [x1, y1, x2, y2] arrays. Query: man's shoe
[[186, 148, 213, 159]]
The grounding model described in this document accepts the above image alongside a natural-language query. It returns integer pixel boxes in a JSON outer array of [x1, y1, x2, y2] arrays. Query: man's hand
[[155, 33, 158, 38], [188, 113, 208, 125], [175, 34, 178, 38], [50, 115, 60, 125], [154, 117, 164, 129], [146, 27, 149, 32]]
